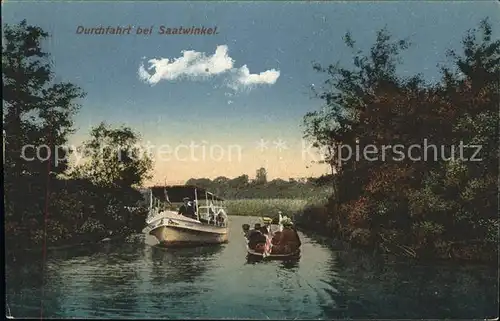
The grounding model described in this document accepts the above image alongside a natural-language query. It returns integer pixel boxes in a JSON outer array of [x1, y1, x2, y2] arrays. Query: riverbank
[[5, 232, 147, 265], [293, 203, 498, 265], [5, 216, 146, 259], [4, 175, 149, 260]]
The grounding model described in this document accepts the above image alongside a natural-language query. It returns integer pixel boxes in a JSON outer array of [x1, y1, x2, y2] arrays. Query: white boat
[[142, 185, 229, 247]]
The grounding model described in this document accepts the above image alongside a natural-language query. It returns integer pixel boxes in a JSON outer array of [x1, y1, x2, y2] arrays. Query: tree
[[3, 20, 86, 230], [304, 27, 414, 233], [71, 122, 153, 189], [2, 20, 86, 179], [185, 178, 214, 190], [3, 21, 157, 249], [407, 18, 499, 245], [255, 167, 268, 185], [229, 174, 249, 188], [213, 176, 230, 185], [302, 18, 499, 259]]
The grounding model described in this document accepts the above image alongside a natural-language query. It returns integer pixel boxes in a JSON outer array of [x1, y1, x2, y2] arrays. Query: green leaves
[[3, 20, 85, 177], [3, 21, 148, 249], [255, 167, 268, 185], [71, 122, 153, 189], [302, 18, 499, 258]]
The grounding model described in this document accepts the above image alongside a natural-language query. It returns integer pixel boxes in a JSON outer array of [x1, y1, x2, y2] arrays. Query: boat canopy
[[150, 185, 224, 203]]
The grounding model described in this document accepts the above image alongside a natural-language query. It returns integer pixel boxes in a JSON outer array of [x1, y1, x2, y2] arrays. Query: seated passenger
[[277, 222, 301, 253], [271, 231, 282, 245], [216, 212, 225, 226], [178, 197, 197, 219], [208, 202, 216, 215], [208, 207, 216, 224], [248, 223, 267, 250], [242, 224, 251, 238], [250, 223, 261, 235]]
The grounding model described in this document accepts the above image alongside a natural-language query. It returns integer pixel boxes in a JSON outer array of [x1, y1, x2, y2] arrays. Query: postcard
[[3, 1, 499, 319]]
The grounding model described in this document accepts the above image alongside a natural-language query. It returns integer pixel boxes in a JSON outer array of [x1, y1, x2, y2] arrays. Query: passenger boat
[[142, 185, 229, 247]]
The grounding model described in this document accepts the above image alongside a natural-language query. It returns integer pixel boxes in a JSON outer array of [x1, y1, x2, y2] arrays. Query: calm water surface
[[5, 216, 498, 319]]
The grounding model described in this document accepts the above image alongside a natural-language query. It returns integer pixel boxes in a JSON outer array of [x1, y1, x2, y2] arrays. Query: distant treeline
[[184, 168, 333, 199]]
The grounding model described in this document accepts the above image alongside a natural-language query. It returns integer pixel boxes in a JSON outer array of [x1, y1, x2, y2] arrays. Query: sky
[[2, 1, 499, 185]]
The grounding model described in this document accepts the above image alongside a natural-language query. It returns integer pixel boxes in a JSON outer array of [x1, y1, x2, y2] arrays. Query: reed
[[153, 190, 332, 219], [224, 196, 328, 218]]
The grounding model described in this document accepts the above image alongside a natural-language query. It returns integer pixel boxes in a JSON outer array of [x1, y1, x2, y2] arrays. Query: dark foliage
[[299, 19, 499, 262]]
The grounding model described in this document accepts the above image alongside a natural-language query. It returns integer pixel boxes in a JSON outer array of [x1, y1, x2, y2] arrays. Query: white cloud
[[229, 65, 280, 90], [138, 65, 151, 82], [138, 45, 280, 91], [139, 45, 234, 85]]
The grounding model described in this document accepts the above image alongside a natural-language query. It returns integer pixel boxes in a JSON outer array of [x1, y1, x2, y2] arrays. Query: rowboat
[[247, 247, 301, 260], [243, 214, 301, 260], [143, 185, 229, 247]]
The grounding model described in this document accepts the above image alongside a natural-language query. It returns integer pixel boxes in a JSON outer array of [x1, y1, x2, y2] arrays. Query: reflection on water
[[5, 216, 498, 319], [149, 245, 223, 284], [245, 254, 301, 267], [317, 244, 498, 319]]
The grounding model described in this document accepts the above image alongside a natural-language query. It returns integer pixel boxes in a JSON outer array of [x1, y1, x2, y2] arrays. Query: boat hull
[[150, 225, 228, 247], [246, 247, 300, 260]]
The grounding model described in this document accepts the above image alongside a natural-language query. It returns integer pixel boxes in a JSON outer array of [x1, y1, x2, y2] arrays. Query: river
[[5, 216, 498, 319]]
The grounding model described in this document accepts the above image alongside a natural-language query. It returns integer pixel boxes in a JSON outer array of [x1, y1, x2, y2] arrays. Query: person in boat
[[276, 211, 283, 225], [205, 202, 216, 223], [249, 223, 261, 237], [271, 219, 301, 254], [216, 212, 225, 226], [178, 197, 197, 219], [248, 223, 267, 250], [279, 220, 301, 253], [208, 202, 216, 215], [260, 224, 270, 235], [242, 224, 251, 237], [271, 231, 282, 245]]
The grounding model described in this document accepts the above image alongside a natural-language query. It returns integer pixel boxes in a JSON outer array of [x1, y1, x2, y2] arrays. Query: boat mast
[[149, 188, 153, 211], [163, 177, 167, 208], [2, 130, 5, 165], [194, 188, 199, 220]]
